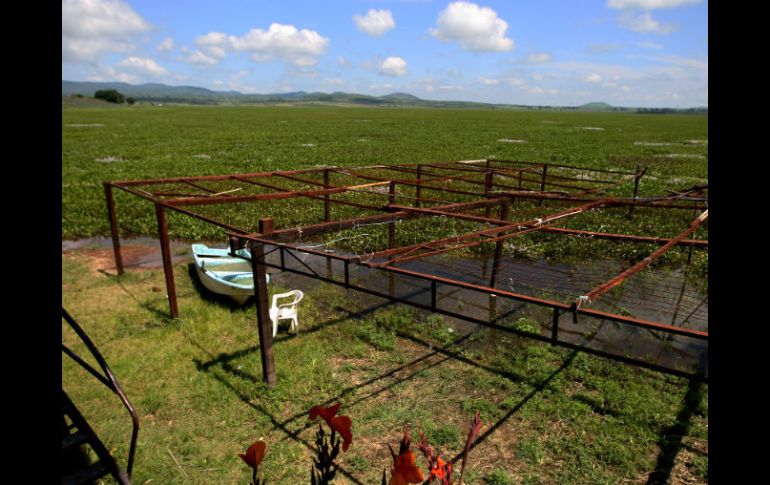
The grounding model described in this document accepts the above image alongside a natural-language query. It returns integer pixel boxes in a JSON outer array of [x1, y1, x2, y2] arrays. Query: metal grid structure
[[104, 159, 708, 384]]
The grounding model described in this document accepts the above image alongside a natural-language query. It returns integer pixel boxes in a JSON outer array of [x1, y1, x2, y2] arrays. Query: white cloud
[[430, 1, 514, 52], [353, 9, 396, 37], [524, 52, 552, 64], [187, 50, 220, 66], [379, 56, 408, 76], [157, 37, 174, 52], [228, 23, 330, 66], [338, 56, 350, 67], [195, 32, 229, 60], [87, 66, 136, 83], [480, 78, 499, 85], [188, 24, 329, 67], [62, 0, 152, 63], [607, 0, 701, 9], [585, 73, 603, 83], [618, 11, 675, 34], [117, 56, 168, 76]]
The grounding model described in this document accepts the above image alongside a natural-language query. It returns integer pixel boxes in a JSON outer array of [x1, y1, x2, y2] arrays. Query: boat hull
[[191, 244, 269, 305]]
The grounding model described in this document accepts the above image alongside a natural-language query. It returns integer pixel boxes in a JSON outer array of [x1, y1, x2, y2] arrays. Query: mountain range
[[62, 81, 707, 113]]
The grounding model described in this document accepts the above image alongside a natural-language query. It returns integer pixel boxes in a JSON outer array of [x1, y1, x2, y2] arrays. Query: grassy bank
[[62, 249, 707, 484]]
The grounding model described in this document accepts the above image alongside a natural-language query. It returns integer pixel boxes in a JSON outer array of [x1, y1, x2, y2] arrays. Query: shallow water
[[62, 237, 707, 375]]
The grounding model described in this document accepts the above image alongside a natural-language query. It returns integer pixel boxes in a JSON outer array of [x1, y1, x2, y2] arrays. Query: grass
[[62, 250, 708, 484], [62, 104, 707, 483]]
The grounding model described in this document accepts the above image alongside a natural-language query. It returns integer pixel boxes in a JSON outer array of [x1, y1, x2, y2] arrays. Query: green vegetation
[[62, 104, 707, 483], [94, 89, 127, 104], [62, 104, 707, 241], [62, 250, 708, 484]]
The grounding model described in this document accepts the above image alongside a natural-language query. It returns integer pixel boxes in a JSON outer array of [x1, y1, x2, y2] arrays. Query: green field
[[62, 105, 707, 240], [62, 104, 708, 484]]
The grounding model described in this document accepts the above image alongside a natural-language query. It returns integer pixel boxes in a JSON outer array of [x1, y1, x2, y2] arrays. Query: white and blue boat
[[191, 244, 269, 305]]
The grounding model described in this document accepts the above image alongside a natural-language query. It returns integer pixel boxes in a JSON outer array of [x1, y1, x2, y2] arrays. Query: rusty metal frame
[[104, 159, 708, 383]]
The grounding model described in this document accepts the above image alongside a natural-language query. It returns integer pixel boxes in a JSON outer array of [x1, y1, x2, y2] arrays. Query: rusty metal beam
[[250, 221, 276, 386], [259, 196, 514, 242], [104, 183, 124, 275], [154, 203, 178, 318], [540, 227, 708, 247], [367, 201, 603, 265], [492, 158, 637, 176], [165, 180, 391, 206], [111, 167, 332, 187], [234, 174, 382, 212], [578, 210, 709, 307], [181, 179, 218, 194]]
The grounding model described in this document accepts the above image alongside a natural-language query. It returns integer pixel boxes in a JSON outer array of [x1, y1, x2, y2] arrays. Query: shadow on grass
[[645, 378, 706, 485], [190, 331, 478, 484], [190, 297, 577, 483], [98, 269, 174, 324]]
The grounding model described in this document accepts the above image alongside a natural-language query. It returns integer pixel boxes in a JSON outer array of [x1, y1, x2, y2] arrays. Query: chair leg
[[272, 317, 278, 338], [292, 317, 299, 335]]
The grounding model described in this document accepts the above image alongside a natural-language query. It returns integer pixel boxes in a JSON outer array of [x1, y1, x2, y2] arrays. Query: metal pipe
[[249, 239, 276, 387], [104, 183, 124, 275], [154, 203, 178, 318]]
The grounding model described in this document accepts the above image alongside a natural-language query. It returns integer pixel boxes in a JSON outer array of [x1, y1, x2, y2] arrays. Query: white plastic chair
[[268, 290, 304, 337]]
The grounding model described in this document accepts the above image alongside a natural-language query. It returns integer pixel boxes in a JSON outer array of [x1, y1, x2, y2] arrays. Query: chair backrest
[[288, 290, 304, 306], [273, 290, 304, 309]]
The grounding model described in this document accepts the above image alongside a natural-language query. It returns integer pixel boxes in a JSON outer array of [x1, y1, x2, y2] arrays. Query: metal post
[[154, 203, 178, 318], [489, 203, 510, 289], [258, 217, 274, 236], [323, 169, 331, 222], [104, 183, 124, 275], [627, 164, 641, 219], [250, 240, 276, 387], [431, 280, 437, 311], [388, 181, 397, 248], [416, 165, 422, 208], [484, 171, 494, 218], [539, 164, 548, 206], [551, 308, 561, 344]]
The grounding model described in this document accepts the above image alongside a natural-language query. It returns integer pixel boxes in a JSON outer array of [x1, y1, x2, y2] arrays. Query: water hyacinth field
[[62, 104, 707, 240], [62, 104, 708, 484]]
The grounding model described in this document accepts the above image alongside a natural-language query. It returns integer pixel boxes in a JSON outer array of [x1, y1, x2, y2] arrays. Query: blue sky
[[62, 0, 708, 107]]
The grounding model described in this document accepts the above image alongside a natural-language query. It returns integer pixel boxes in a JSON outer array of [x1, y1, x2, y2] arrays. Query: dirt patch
[[63, 243, 191, 275]]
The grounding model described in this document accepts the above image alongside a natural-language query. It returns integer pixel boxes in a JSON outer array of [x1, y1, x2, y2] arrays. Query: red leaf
[[239, 439, 267, 470]]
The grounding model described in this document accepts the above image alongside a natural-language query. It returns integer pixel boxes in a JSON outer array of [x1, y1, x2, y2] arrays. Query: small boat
[[191, 244, 269, 305]]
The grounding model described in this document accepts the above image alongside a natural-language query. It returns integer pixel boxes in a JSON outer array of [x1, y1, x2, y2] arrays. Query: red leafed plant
[[308, 402, 353, 484], [239, 439, 267, 485], [385, 428, 424, 485], [383, 412, 483, 485]]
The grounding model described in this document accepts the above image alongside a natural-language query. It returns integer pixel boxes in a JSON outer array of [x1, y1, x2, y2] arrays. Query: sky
[[62, 0, 708, 108]]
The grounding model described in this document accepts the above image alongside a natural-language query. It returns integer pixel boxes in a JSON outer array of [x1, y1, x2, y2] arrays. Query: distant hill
[[61, 81, 707, 113], [577, 102, 614, 111]]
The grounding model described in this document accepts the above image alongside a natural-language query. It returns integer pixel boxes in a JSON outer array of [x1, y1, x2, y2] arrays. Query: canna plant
[[383, 412, 483, 485], [239, 439, 267, 485], [240, 408, 482, 484], [308, 403, 353, 484]]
